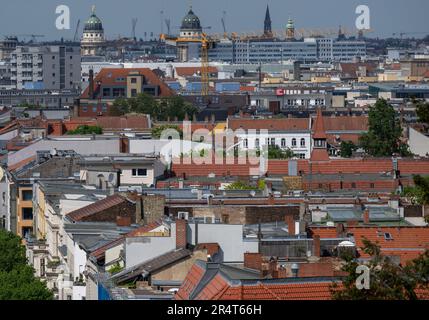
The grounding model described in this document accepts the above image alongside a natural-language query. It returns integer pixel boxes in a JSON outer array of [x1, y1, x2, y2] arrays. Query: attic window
[[384, 233, 393, 240]]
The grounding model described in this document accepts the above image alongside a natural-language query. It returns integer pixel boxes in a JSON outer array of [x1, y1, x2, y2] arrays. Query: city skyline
[[0, 0, 428, 41]]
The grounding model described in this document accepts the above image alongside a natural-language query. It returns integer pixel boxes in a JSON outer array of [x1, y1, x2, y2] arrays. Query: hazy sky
[[1, 0, 428, 40]]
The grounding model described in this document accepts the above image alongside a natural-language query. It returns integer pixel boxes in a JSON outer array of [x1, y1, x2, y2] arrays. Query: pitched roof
[[81, 68, 174, 99], [112, 248, 192, 284], [175, 67, 218, 77], [90, 221, 162, 260], [310, 148, 330, 161], [312, 108, 327, 139], [322, 116, 368, 132], [66, 194, 128, 222], [228, 118, 310, 131], [309, 226, 429, 264]]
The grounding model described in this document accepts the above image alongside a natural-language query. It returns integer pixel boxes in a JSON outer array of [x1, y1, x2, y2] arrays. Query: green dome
[[287, 18, 294, 29], [84, 7, 103, 31]]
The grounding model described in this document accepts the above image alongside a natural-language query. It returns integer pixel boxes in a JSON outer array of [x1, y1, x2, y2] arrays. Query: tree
[[359, 99, 410, 157], [340, 141, 357, 158], [66, 125, 103, 135], [415, 100, 429, 125], [266, 145, 295, 159], [0, 231, 27, 273], [0, 230, 53, 300], [151, 125, 183, 139], [112, 94, 198, 121], [332, 238, 429, 300]]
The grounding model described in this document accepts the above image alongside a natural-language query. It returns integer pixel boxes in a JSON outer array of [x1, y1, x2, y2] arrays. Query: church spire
[[264, 4, 272, 36]]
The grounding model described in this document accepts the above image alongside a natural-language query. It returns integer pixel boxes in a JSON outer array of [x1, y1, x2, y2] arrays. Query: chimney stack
[[244, 252, 263, 270], [285, 215, 295, 236], [175, 219, 188, 249], [313, 235, 321, 257], [89, 69, 94, 99], [363, 208, 370, 224]]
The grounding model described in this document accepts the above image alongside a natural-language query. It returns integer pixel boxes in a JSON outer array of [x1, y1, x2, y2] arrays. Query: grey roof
[[112, 248, 192, 284]]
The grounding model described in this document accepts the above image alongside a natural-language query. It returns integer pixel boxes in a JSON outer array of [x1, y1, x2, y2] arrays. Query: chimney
[[135, 196, 143, 224], [336, 223, 345, 238], [363, 208, 370, 224], [244, 252, 263, 270], [313, 235, 321, 257], [285, 215, 295, 236], [267, 194, 275, 205], [116, 216, 131, 227], [88, 69, 94, 99], [268, 257, 277, 275], [120, 135, 130, 153], [175, 219, 188, 249]]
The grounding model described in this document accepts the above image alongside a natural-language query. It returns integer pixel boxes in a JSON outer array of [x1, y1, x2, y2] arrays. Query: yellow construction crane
[[201, 32, 209, 98]]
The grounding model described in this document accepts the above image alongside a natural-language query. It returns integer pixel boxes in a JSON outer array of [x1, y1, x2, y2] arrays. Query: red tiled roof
[[228, 118, 310, 131], [310, 148, 330, 161], [312, 108, 327, 139], [339, 63, 376, 77], [322, 116, 368, 132], [175, 67, 218, 77], [81, 68, 174, 99], [175, 263, 206, 300], [309, 226, 429, 264], [66, 194, 127, 222], [8, 156, 36, 171]]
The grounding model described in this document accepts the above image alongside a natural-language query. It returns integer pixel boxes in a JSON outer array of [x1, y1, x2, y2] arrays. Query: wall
[[409, 127, 429, 157]]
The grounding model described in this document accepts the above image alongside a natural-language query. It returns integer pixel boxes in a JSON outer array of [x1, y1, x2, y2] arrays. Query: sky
[[0, 0, 428, 40]]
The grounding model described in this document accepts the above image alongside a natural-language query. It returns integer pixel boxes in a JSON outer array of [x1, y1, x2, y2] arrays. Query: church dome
[[181, 8, 202, 31], [287, 18, 294, 29], [84, 7, 103, 31]]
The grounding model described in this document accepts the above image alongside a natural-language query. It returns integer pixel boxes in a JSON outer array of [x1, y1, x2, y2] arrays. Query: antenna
[[221, 11, 227, 35], [73, 19, 81, 42], [160, 10, 164, 35], [131, 18, 138, 41], [165, 19, 171, 36]]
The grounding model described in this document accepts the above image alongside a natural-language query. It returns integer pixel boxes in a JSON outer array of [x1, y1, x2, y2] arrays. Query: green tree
[[415, 100, 429, 125], [151, 125, 183, 139], [340, 141, 357, 158], [67, 125, 103, 135], [0, 231, 27, 273], [0, 230, 53, 300], [266, 145, 295, 159], [225, 181, 258, 190], [332, 238, 429, 300], [359, 99, 410, 157]]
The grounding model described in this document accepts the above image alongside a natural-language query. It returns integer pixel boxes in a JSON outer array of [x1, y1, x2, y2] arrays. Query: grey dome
[[181, 9, 202, 31]]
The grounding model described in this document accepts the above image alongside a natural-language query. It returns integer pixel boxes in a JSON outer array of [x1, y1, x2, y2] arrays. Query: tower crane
[[73, 20, 81, 42]]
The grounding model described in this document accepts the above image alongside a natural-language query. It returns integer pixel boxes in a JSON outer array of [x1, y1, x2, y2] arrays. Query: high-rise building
[[11, 45, 81, 90]]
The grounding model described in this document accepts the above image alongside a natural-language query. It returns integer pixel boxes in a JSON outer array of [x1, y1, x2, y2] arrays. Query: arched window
[[255, 138, 260, 148], [281, 138, 286, 147], [300, 138, 306, 147], [292, 138, 297, 147]]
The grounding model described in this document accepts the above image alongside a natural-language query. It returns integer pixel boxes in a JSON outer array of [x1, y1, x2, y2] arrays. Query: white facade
[[236, 132, 312, 159], [409, 126, 429, 157]]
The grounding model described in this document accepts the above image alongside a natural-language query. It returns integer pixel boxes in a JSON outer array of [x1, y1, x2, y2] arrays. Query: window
[[384, 232, 393, 240], [351, 182, 356, 189], [92, 106, 97, 112], [102, 88, 111, 97], [300, 138, 306, 147], [131, 89, 137, 97], [22, 227, 32, 239], [281, 138, 286, 147], [243, 139, 248, 148], [292, 138, 297, 147], [113, 88, 125, 97], [255, 138, 260, 148], [130, 77, 137, 84], [22, 208, 33, 220], [132, 169, 148, 177], [270, 138, 275, 145], [299, 153, 306, 159], [22, 190, 33, 201], [82, 106, 88, 112], [370, 183, 375, 189]]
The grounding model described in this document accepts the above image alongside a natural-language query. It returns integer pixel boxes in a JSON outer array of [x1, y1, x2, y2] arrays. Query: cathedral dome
[[181, 8, 202, 31], [84, 6, 103, 32]]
